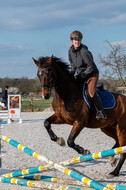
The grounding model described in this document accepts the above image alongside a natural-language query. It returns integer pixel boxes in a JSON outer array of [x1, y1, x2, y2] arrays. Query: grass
[[21, 96, 52, 112]]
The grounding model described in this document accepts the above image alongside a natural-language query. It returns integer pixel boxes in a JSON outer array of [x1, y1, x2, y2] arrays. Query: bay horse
[[33, 55, 126, 176]]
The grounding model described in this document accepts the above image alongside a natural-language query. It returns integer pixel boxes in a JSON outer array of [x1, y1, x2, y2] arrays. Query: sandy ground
[[0, 111, 126, 190]]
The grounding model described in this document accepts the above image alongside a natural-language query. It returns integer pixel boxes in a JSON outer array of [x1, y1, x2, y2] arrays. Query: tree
[[0, 77, 41, 95], [98, 41, 126, 87]]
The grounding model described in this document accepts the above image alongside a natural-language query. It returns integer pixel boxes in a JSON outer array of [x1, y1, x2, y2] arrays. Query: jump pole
[[0, 134, 111, 190], [2, 168, 89, 189], [2, 163, 125, 190], [0, 123, 1, 168], [1, 134, 126, 190], [0, 176, 48, 189], [104, 184, 126, 190], [20, 174, 126, 190], [0, 110, 9, 124], [2, 164, 109, 190], [1, 134, 126, 167], [21, 174, 88, 187], [60, 146, 126, 166], [2, 164, 88, 188], [0, 176, 88, 190]]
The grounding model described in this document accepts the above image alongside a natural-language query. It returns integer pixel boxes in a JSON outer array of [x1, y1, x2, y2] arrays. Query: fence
[[21, 96, 52, 112]]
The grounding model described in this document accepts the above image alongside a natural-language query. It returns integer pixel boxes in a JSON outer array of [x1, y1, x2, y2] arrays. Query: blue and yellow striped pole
[[0, 134, 110, 190], [0, 121, 7, 124], [2, 165, 87, 188], [2, 165, 48, 178], [21, 174, 126, 190], [2, 159, 109, 190], [1, 134, 126, 167], [0, 134, 43, 161], [0, 176, 41, 188], [0, 176, 89, 190], [104, 184, 126, 190], [21, 174, 88, 188], [1, 134, 126, 190], [60, 146, 126, 166]]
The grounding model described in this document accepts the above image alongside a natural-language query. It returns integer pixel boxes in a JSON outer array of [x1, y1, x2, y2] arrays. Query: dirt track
[[0, 111, 126, 189]]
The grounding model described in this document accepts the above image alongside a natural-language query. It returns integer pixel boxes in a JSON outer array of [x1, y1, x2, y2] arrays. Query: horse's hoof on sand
[[106, 173, 115, 179], [56, 137, 66, 146], [108, 171, 119, 178], [111, 159, 117, 167], [83, 149, 91, 155], [109, 156, 117, 167]]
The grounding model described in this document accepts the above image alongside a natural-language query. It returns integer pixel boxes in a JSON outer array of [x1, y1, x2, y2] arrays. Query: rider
[[2, 85, 9, 109], [68, 30, 107, 120]]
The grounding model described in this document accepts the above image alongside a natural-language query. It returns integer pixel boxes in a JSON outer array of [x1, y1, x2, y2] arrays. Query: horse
[[33, 55, 126, 176]]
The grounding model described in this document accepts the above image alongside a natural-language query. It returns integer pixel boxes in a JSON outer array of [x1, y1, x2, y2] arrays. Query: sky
[[0, 0, 126, 79]]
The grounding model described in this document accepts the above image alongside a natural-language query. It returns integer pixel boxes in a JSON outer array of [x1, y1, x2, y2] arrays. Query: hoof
[[109, 156, 117, 167], [111, 158, 117, 167], [109, 171, 119, 177], [106, 173, 115, 179], [83, 149, 91, 155], [56, 137, 66, 146]]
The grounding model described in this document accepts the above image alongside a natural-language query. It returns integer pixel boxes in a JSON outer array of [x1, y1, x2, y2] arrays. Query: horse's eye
[[38, 71, 42, 76]]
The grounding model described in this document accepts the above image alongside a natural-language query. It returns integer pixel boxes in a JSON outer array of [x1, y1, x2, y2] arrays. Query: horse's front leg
[[44, 113, 65, 146], [67, 121, 90, 155]]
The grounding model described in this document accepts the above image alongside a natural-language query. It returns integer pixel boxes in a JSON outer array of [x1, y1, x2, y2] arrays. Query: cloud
[[0, 0, 126, 31], [110, 40, 126, 47], [0, 43, 32, 57]]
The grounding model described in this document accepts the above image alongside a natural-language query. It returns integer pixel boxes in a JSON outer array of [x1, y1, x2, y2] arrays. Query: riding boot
[[91, 92, 107, 120]]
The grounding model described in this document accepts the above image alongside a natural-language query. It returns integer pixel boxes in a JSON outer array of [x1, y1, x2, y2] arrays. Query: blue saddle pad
[[83, 89, 116, 109]]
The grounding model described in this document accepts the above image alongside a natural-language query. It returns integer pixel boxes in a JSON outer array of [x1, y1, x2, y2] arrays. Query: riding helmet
[[70, 30, 83, 40]]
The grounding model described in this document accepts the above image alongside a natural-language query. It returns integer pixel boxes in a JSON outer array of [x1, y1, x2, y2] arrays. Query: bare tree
[[98, 41, 126, 87]]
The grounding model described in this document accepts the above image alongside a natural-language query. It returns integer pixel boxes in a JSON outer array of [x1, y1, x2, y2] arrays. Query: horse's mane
[[52, 56, 70, 73], [38, 56, 81, 87], [38, 56, 50, 67], [38, 56, 70, 71]]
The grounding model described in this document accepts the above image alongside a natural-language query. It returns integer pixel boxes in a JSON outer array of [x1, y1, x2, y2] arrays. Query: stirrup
[[96, 111, 107, 120]]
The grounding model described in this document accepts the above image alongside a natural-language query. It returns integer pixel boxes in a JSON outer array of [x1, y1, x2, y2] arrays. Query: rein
[[41, 83, 64, 89], [40, 67, 51, 71], [41, 84, 53, 88], [41, 81, 68, 89], [39, 64, 76, 89]]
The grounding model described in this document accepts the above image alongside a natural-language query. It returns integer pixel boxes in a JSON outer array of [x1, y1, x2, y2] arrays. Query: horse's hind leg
[[101, 126, 119, 167], [110, 153, 126, 176], [109, 141, 122, 167], [109, 122, 126, 176], [67, 121, 90, 155], [44, 113, 66, 146], [109, 143, 119, 167]]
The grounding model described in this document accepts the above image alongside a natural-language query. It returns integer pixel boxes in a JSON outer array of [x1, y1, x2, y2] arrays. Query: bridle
[[39, 66, 72, 89], [39, 67, 51, 71], [39, 66, 53, 88]]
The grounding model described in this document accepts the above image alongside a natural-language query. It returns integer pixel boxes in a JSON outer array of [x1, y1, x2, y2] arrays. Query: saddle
[[83, 82, 116, 109]]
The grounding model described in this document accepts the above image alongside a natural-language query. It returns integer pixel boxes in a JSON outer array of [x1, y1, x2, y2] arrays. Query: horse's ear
[[32, 57, 40, 67], [47, 55, 53, 64]]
